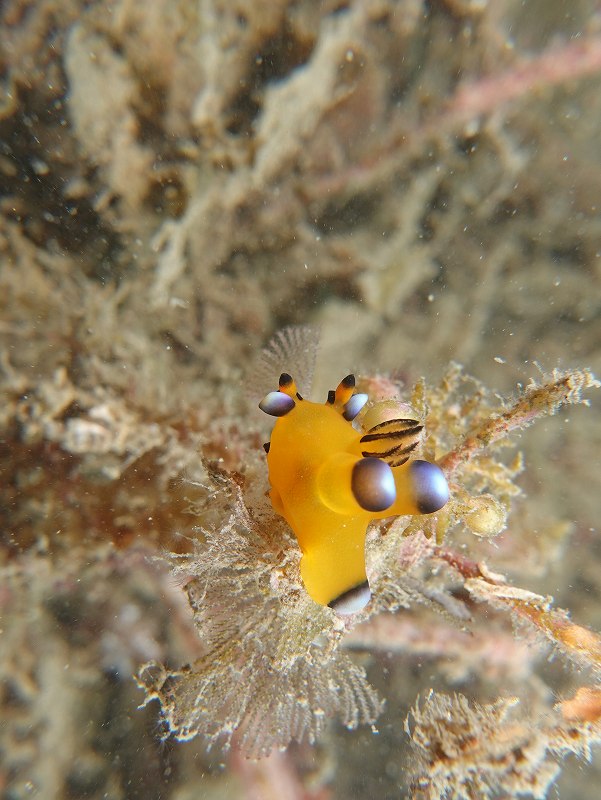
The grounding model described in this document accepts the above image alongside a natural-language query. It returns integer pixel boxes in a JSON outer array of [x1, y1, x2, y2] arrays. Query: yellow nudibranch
[[259, 373, 450, 615]]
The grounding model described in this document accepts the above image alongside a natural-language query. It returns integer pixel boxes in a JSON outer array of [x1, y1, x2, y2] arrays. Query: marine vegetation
[[138, 327, 601, 798], [3, 1, 601, 797]]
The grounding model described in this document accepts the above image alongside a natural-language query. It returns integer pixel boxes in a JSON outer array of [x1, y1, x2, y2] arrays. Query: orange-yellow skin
[[266, 398, 423, 607]]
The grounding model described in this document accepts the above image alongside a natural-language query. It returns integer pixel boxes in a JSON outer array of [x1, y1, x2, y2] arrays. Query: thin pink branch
[[230, 748, 330, 800], [308, 34, 601, 200], [345, 613, 537, 681], [438, 368, 598, 476], [444, 34, 601, 126], [438, 547, 601, 675]]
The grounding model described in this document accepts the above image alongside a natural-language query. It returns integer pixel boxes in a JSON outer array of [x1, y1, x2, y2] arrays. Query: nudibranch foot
[[328, 581, 371, 615]]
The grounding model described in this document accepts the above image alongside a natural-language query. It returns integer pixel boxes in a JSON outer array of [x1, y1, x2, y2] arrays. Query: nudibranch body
[[259, 374, 449, 615]]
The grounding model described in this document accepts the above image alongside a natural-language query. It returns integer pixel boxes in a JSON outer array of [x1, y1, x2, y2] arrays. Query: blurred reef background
[[1, 1, 601, 798]]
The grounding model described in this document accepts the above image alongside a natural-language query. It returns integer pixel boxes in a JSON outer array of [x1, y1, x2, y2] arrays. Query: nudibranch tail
[[259, 372, 450, 614], [299, 526, 372, 611], [329, 582, 371, 615]]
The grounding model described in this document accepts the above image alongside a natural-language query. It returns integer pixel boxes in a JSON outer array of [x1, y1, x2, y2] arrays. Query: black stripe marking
[[388, 456, 411, 468], [361, 440, 418, 459], [360, 424, 422, 443], [363, 417, 421, 433]]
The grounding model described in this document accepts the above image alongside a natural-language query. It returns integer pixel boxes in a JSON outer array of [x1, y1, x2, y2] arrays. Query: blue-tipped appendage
[[351, 457, 396, 512], [259, 391, 296, 417], [408, 460, 450, 514], [343, 393, 368, 421]]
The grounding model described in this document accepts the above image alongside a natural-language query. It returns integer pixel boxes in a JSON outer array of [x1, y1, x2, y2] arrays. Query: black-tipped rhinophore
[[341, 374, 355, 389], [351, 457, 396, 512], [259, 391, 296, 417], [409, 460, 450, 513], [343, 392, 368, 421], [329, 581, 371, 615]]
